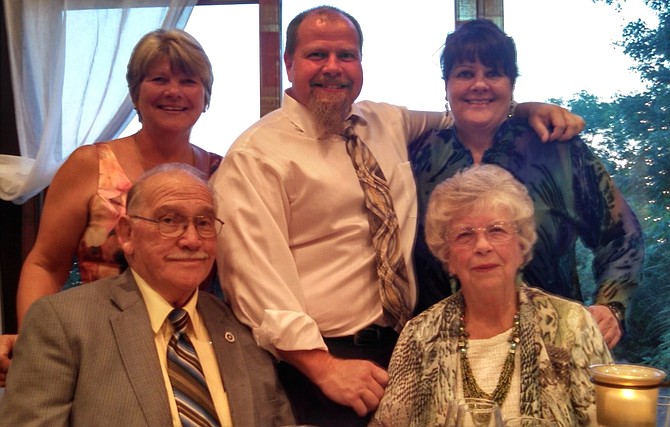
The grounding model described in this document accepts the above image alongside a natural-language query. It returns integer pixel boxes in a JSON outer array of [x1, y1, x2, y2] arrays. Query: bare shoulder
[[55, 144, 100, 180], [43, 144, 101, 214]]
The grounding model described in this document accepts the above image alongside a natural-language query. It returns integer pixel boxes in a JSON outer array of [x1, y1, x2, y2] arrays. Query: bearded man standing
[[211, 6, 584, 426]]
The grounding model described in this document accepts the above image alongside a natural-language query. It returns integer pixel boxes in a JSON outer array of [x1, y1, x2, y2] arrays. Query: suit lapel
[[198, 296, 256, 427], [109, 271, 173, 427]]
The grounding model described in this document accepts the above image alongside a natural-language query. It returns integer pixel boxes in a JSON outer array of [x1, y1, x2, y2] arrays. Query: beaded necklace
[[458, 303, 520, 407]]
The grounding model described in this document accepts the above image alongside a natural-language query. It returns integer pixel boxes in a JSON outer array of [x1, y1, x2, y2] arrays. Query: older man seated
[[0, 163, 294, 426]]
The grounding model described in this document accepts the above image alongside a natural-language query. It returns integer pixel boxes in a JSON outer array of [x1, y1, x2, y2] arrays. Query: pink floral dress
[[64, 143, 223, 293]]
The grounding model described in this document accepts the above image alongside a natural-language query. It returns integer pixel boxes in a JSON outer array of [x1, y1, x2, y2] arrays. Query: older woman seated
[[370, 164, 612, 427]]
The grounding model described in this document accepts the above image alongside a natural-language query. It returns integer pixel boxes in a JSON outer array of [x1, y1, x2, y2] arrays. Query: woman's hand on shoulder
[[587, 304, 622, 349], [0, 334, 18, 387]]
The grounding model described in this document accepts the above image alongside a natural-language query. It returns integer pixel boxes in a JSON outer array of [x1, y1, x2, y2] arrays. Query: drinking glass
[[444, 399, 459, 427], [455, 398, 504, 427], [657, 395, 670, 427], [504, 416, 558, 426]]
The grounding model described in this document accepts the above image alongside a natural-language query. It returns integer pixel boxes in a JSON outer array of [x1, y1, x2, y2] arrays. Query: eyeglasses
[[130, 214, 224, 239], [446, 221, 517, 247]]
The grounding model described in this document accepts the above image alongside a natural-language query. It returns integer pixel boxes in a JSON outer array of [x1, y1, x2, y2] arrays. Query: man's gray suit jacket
[[0, 270, 295, 426]]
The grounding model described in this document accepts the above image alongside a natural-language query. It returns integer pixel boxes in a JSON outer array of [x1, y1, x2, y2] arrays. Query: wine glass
[[504, 416, 558, 426], [657, 395, 670, 427], [447, 398, 497, 426], [444, 399, 461, 427], [455, 398, 504, 427]]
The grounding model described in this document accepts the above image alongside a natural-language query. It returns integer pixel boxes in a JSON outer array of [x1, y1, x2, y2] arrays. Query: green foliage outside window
[[555, 0, 669, 370]]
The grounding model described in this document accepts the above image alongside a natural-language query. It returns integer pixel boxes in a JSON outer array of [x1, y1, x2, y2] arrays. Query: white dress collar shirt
[[213, 94, 450, 354]]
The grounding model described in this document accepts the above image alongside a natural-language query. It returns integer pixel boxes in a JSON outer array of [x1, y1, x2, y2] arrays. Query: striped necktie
[[343, 117, 412, 331], [167, 308, 219, 427]]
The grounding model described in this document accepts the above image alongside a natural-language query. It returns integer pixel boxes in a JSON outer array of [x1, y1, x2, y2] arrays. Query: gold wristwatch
[[606, 302, 626, 329]]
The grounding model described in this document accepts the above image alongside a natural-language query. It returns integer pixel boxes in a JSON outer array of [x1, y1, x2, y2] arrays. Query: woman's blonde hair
[[126, 29, 213, 120], [425, 164, 537, 269]]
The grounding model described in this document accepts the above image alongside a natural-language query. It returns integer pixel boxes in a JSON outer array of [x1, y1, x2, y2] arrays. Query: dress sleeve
[[571, 140, 645, 309], [212, 149, 326, 355], [206, 151, 223, 176], [370, 321, 425, 427], [371, 307, 458, 427], [568, 304, 614, 426]]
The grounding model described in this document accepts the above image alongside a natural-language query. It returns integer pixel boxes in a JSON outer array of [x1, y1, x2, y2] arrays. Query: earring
[[515, 272, 525, 286], [508, 100, 517, 119], [444, 100, 451, 117], [448, 274, 459, 295]]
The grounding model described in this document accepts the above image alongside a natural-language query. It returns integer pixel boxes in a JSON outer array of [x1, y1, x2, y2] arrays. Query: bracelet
[[606, 302, 626, 326]]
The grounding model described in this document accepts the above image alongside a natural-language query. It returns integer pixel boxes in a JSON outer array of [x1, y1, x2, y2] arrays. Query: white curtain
[[0, 0, 197, 204]]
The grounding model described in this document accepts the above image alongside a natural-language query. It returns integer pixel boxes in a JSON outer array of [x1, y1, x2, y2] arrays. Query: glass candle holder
[[589, 363, 667, 427]]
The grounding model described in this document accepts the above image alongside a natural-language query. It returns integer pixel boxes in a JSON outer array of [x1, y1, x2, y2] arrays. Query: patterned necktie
[[343, 117, 412, 331], [167, 308, 219, 427]]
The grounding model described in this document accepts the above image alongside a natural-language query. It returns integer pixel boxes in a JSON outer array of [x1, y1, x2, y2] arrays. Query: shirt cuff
[[252, 309, 328, 357]]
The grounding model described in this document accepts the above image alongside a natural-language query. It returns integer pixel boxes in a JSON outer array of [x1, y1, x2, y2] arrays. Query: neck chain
[[458, 302, 520, 407]]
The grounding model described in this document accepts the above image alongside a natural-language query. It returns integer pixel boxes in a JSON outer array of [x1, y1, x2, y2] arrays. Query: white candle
[[595, 385, 656, 427], [589, 364, 667, 427]]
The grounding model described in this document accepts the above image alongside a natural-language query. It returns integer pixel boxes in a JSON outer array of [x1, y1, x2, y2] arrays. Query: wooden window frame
[[197, 0, 281, 116]]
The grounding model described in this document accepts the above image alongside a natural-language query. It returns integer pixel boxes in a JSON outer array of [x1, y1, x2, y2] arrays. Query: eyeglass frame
[[446, 220, 518, 247], [130, 214, 224, 239]]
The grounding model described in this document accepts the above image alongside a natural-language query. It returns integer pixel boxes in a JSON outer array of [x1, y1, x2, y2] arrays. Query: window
[[119, 3, 260, 155], [281, 1, 452, 112], [505, 0, 652, 103], [120, 0, 666, 368]]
